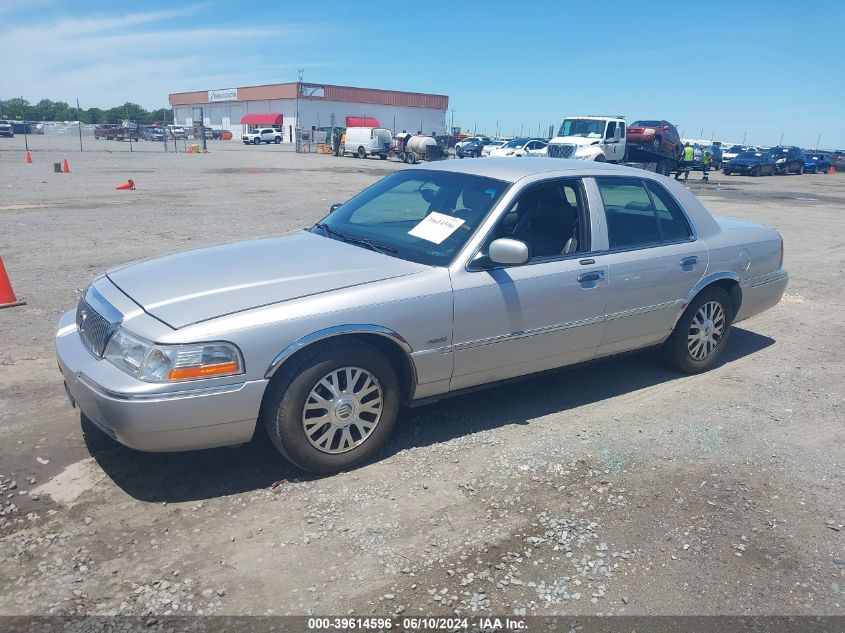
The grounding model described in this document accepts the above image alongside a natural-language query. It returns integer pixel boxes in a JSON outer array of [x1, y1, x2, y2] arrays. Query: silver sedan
[[56, 159, 788, 473]]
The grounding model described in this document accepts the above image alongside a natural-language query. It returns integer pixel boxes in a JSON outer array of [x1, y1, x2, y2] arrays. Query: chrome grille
[[547, 143, 577, 158], [76, 296, 118, 357]]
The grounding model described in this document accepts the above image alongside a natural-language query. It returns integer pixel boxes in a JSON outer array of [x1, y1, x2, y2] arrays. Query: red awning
[[240, 114, 284, 125], [346, 116, 379, 128]]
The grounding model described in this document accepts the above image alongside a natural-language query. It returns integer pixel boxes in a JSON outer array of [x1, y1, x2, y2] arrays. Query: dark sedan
[[456, 139, 485, 158], [723, 151, 777, 176], [767, 146, 805, 175], [804, 152, 832, 174]]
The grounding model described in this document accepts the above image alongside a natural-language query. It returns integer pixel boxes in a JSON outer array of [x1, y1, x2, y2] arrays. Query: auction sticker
[[408, 212, 465, 244]]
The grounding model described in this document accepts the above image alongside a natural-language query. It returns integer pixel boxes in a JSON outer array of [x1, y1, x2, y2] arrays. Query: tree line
[[0, 98, 172, 125]]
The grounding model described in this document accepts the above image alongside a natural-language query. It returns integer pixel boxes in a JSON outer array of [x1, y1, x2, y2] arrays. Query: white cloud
[[0, 6, 331, 108]]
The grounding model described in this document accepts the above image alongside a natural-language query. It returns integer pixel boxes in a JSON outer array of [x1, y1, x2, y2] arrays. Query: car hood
[[729, 158, 761, 165], [106, 231, 429, 329]]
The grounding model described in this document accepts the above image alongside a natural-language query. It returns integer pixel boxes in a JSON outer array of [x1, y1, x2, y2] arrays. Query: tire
[[594, 155, 606, 163], [753, 166, 761, 177], [357, 146, 366, 159], [379, 154, 387, 160], [260, 340, 400, 474], [408, 152, 418, 164], [653, 136, 662, 151], [723, 169, 731, 176], [662, 286, 733, 374], [397, 151, 406, 163], [797, 163, 804, 175], [275, 137, 281, 144], [473, 151, 480, 158], [253, 137, 260, 145]]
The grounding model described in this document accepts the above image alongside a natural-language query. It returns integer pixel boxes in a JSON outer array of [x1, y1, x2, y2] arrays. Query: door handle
[[577, 270, 605, 283], [579, 258, 596, 265], [680, 256, 699, 267]]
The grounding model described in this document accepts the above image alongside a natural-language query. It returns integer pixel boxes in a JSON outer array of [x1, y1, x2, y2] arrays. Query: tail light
[[778, 232, 784, 268]]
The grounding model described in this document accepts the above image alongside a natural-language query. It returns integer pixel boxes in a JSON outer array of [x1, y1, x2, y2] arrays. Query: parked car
[[242, 128, 283, 145], [167, 125, 187, 140], [723, 151, 777, 176], [456, 139, 486, 158], [481, 140, 506, 156], [721, 145, 751, 162], [487, 137, 547, 157], [56, 159, 787, 474], [803, 152, 832, 174], [141, 126, 166, 141], [766, 146, 805, 174], [455, 136, 490, 152], [626, 120, 682, 156], [341, 127, 391, 159], [0, 119, 13, 137], [94, 124, 123, 140]]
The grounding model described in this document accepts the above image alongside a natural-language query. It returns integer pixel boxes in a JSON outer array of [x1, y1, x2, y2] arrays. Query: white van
[[343, 127, 392, 159]]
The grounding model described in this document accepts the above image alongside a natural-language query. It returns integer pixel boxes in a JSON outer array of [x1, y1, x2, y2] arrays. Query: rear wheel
[[753, 166, 761, 177], [797, 163, 804, 175], [260, 340, 400, 474], [275, 137, 281, 144], [357, 146, 366, 159], [663, 287, 733, 374]]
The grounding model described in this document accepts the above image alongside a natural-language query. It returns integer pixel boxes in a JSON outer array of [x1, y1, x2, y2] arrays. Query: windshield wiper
[[314, 223, 399, 255]]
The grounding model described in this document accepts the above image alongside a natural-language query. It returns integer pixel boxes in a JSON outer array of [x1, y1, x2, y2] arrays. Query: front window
[[558, 119, 605, 138], [501, 138, 527, 148], [311, 170, 509, 266]]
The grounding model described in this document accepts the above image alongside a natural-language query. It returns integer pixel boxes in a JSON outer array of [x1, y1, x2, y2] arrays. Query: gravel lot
[[1, 135, 843, 618]]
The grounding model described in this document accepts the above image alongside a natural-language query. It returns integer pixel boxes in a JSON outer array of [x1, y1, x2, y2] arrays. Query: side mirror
[[488, 238, 529, 266], [329, 203, 343, 213]]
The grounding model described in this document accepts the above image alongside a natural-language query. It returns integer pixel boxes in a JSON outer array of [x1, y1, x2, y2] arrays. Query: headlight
[[104, 328, 243, 382], [776, 158, 786, 163]]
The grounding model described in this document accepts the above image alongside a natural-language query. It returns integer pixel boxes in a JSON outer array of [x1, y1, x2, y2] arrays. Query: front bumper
[[56, 310, 266, 452]]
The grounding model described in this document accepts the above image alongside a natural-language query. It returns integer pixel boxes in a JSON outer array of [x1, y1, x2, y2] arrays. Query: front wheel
[[797, 163, 804, 175], [261, 340, 400, 474], [753, 166, 761, 177], [663, 287, 733, 374], [253, 137, 260, 145], [275, 137, 281, 144]]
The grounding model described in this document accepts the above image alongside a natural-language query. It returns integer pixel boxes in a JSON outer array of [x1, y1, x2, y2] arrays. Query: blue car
[[804, 152, 832, 174], [723, 151, 777, 176]]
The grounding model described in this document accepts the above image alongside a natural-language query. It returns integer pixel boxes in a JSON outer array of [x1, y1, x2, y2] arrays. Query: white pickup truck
[[243, 128, 283, 145], [545, 116, 678, 175]]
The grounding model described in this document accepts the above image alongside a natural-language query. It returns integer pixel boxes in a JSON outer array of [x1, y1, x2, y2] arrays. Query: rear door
[[594, 176, 706, 355]]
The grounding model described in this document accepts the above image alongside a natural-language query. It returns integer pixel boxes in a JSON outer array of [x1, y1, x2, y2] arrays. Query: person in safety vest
[[702, 149, 712, 182], [676, 142, 695, 180]]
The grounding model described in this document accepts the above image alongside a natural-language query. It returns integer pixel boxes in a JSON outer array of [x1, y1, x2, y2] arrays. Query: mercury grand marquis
[[56, 159, 788, 473]]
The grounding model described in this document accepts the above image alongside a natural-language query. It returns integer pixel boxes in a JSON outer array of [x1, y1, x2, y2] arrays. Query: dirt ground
[[0, 135, 843, 619]]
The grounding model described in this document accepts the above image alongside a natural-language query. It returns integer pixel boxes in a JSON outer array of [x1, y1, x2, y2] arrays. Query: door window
[[597, 177, 692, 248], [606, 121, 616, 140], [488, 179, 588, 260]]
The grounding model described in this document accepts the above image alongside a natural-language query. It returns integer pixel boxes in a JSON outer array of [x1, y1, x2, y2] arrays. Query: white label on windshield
[[408, 212, 465, 244]]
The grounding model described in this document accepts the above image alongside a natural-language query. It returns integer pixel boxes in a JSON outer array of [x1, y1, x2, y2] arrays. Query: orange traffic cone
[[62, 158, 70, 173], [25, 151, 32, 164], [115, 179, 135, 190], [0, 256, 25, 309]]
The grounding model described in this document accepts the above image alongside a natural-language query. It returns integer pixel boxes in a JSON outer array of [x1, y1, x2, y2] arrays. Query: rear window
[[597, 177, 692, 249]]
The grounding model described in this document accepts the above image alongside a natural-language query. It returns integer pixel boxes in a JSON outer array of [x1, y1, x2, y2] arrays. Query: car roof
[[412, 157, 658, 181]]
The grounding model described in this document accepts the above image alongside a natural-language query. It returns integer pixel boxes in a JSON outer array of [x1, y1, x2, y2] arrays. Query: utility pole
[[742, 131, 747, 144], [76, 98, 83, 151], [126, 104, 133, 153], [200, 107, 207, 151], [295, 68, 304, 153], [779, 131, 784, 145], [816, 133, 821, 150]]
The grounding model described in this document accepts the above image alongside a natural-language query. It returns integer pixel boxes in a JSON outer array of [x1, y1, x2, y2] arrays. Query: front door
[[451, 178, 607, 390], [594, 176, 706, 355]]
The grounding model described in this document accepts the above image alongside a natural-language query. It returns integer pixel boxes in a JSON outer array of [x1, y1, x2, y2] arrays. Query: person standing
[[702, 149, 712, 182], [676, 142, 695, 180]]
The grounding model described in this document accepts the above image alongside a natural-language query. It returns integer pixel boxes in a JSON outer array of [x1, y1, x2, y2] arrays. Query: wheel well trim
[[263, 324, 416, 380], [672, 272, 741, 328]]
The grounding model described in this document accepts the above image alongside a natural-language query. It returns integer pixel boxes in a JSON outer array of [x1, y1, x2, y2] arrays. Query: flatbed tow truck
[[545, 115, 679, 176]]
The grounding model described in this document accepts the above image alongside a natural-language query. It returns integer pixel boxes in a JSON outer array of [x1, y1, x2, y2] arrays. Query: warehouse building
[[169, 82, 449, 142]]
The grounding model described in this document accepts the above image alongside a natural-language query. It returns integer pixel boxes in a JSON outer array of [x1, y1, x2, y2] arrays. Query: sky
[[1, 1, 843, 149]]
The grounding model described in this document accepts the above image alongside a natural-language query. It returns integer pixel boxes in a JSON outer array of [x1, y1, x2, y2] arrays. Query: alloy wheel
[[301, 367, 383, 454], [687, 301, 726, 360]]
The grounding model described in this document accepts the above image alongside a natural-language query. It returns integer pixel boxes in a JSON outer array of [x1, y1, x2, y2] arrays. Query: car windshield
[[501, 138, 528, 148], [768, 147, 788, 154], [310, 169, 509, 266], [727, 145, 744, 153], [558, 119, 605, 138], [632, 120, 662, 127], [738, 152, 764, 159]]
